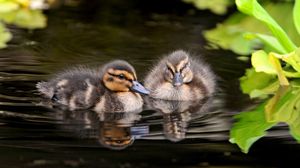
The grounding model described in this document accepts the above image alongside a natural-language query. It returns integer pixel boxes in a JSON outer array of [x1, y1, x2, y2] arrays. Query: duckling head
[[102, 60, 149, 94], [164, 50, 193, 87]]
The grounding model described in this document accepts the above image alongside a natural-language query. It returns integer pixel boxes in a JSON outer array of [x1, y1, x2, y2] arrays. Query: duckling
[[144, 50, 216, 101], [36, 60, 149, 112]]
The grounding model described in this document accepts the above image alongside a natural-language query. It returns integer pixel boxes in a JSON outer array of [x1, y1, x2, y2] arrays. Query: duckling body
[[37, 60, 149, 112], [144, 50, 216, 101], [93, 89, 144, 112]]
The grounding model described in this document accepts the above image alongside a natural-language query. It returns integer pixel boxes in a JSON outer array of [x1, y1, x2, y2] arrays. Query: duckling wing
[[36, 67, 102, 110]]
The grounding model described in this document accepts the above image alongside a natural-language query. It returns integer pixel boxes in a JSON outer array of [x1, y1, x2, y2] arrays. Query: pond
[[0, 0, 299, 167]]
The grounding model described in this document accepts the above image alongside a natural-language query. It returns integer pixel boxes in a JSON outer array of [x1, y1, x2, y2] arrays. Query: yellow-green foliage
[[230, 0, 300, 153], [0, 0, 47, 48], [205, 2, 300, 55], [183, 0, 234, 15]]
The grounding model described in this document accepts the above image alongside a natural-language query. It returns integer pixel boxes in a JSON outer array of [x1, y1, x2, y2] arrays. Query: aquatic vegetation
[[204, 1, 300, 55], [229, 0, 300, 153], [0, 22, 12, 48], [0, 0, 47, 48], [183, 0, 234, 15]]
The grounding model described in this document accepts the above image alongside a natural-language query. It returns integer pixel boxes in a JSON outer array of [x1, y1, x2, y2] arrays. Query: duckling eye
[[166, 67, 173, 74], [180, 63, 189, 72], [165, 67, 174, 79], [118, 74, 125, 80]]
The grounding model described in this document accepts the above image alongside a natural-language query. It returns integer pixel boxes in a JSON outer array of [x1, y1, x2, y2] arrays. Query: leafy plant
[[0, 0, 47, 48], [0, 22, 12, 48], [204, 1, 300, 55], [183, 0, 234, 15], [230, 0, 300, 153]]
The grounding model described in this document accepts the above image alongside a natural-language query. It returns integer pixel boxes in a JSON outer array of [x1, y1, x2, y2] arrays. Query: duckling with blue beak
[[36, 60, 149, 112], [144, 50, 216, 101]]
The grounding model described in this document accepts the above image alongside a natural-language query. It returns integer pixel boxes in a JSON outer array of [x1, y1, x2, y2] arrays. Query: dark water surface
[[0, 1, 299, 167]]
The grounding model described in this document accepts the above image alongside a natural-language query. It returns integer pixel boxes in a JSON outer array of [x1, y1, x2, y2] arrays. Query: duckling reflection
[[98, 111, 144, 150], [163, 111, 190, 142], [145, 97, 209, 142], [55, 109, 148, 150]]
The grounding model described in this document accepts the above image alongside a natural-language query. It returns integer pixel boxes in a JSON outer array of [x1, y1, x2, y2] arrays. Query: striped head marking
[[103, 68, 136, 92], [102, 61, 149, 94], [164, 50, 193, 87]]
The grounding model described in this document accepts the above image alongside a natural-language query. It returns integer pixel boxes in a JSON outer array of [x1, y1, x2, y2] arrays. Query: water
[[0, 1, 299, 167]]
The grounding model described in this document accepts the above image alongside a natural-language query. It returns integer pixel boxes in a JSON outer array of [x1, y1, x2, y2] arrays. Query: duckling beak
[[173, 72, 183, 87], [131, 81, 150, 95]]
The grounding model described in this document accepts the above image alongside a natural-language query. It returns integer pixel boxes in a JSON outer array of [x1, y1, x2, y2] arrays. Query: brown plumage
[[144, 50, 216, 101], [36, 60, 149, 112]]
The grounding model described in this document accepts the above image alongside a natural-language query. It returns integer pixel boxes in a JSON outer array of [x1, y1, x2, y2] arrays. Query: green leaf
[[204, 23, 259, 55], [232, 85, 300, 153], [244, 33, 287, 54], [264, 86, 300, 141], [0, 1, 19, 13], [236, 0, 297, 52], [290, 112, 300, 142], [265, 86, 290, 122], [251, 50, 277, 74], [289, 97, 300, 142], [0, 22, 12, 48], [13, 9, 47, 29], [272, 49, 300, 73], [183, 0, 234, 15], [231, 85, 300, 153], [283, 71, 300, 78], [0, 9, 47, 29], [204, 2, 300, 55], [291, 79, 300, 86], [204, 1, 300, 55], [269, 53, 290, 86], [230, 103, 276, 153], [293, 0, 300, 35], [0, 10, 16, 23], [268, 87, 300, 121], [249, 80, 279, 98], [240, 68, 276, 95]]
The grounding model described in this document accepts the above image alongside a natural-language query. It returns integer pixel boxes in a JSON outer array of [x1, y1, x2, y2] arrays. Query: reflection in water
[[56, 109, 148, 150], [144, 96, 228, 142], [163, 112, 190, 142], [53, 95, 227, 149], [98, 111, 147, 150], [145, 98, 205, 142]]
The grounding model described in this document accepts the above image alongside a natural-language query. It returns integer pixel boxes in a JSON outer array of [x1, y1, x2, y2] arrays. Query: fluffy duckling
[[36, 60, 149, 112], [144, 50, 216, 101]]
